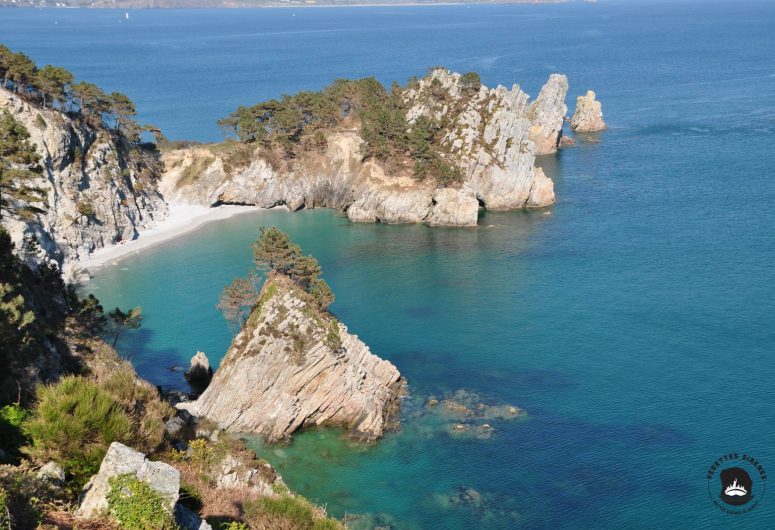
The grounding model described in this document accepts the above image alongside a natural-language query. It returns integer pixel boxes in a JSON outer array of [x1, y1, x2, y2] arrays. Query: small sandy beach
[[74, 203, 262, 277]]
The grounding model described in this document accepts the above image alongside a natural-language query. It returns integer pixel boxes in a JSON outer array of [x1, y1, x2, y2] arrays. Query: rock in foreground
[[179, 275, 403, 443], [76, 442, 179, 519], [570, 90, 606, 132]]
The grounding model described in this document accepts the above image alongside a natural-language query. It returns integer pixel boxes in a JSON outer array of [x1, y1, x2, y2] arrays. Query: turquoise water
[[3, 1, 775, 527]]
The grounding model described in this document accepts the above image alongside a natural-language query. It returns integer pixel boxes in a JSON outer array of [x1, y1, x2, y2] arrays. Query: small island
[[180, 227, 403, 442]]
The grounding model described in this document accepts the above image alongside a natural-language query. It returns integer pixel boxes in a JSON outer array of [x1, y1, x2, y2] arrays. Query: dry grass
[[39, 510, 119, 530]]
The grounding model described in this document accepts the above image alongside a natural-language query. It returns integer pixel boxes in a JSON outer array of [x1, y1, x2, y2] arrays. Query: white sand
[[76, 203, 262, 275]]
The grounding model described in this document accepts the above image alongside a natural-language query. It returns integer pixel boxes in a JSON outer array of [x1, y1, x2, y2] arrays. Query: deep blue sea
[[3, 1, 775, 527]]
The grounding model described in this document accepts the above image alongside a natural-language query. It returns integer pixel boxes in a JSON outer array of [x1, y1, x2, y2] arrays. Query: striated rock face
[[76, 442, 180, 519], [527, 73, 569, 155], [0, 88, 166, 277], [571, 90, 606, 132], [178, 275, 403, 443], [163, 69, 568, 226]]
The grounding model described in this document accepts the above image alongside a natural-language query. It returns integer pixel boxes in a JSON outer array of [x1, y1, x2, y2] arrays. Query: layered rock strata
[[178, 275, 403, 443]]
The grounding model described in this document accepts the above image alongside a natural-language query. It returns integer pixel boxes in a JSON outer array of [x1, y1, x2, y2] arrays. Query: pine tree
[[35, 65, 73, 109], [0, 110, 45, 220]]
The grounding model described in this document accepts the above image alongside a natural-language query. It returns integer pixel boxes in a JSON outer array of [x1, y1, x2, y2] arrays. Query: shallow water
[[4, 1, 775, 527]]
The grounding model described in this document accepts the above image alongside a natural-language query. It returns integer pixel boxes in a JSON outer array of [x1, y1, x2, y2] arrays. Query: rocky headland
[[2, 60, 603, 279], [0, 87, 166, 277], [179, 273, 404, 443], [162, 68, 568, 228]]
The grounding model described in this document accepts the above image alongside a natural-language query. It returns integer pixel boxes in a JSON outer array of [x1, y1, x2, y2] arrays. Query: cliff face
[[0, 88, 166, 276], [178, 275, 403, 443], [162, 69, 567, 227], [527, 73, 569, 155], [571, 90, 606, 132]]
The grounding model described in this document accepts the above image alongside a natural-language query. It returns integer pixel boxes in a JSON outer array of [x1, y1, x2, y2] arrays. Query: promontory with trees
[[163, 66, 575, 228]]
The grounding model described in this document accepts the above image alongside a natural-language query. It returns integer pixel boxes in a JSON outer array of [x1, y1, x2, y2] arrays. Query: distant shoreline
[[0, 0, 572, 10]]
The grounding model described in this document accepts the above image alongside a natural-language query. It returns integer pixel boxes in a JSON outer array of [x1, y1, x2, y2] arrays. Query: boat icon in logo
[[719, 467, 753, 506]]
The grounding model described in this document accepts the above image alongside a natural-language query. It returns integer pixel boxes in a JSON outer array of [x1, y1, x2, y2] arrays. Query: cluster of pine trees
[[0, 44, 158, 142], [217, 227, 335, 329], [218, 72, 480, 186]]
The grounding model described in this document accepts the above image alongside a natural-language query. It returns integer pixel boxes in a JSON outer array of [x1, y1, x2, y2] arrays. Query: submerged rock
[[178, 275, 403, 443], [570, 90, 606, 132], [419, 389, 525, 440], [435, 485, 522, 524]]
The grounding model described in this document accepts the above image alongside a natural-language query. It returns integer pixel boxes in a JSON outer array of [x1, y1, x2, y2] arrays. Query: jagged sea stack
[[527, 73, 569, 155], [178, 274, 403, 443], [570, 90, 606, 132]]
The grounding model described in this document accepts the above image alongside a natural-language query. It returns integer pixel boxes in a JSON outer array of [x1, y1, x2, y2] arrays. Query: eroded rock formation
[[162, 69, 569, 227], [76, 442, 180, 519], [527, 73, 569, 155], [0, 88, 166, 277], [570, 90, 606, 132], [178, 275, 403, 443]]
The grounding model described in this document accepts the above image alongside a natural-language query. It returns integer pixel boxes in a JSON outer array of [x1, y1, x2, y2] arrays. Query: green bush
[[460, 71, 482, 92], [0, 404, 30, 463], [218, 72, 475, 187], [245, 495, 341, 530], [324, 319, 342, 352], [107, 473, 177, 530], [23, 376, 134, 487]]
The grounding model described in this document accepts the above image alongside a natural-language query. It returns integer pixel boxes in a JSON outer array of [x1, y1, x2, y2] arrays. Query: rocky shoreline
[[1, 68, 606, 283]]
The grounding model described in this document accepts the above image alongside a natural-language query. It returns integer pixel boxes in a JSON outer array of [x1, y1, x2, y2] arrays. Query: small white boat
[[125, 12, 130, 20]]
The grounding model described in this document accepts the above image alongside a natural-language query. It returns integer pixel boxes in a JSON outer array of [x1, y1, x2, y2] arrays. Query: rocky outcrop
[[76, 441, 180, 519], [571, 90, 606, 132], [0, 88, 166, 277], [178, 275, 403, 443], [527, 73, 568, 155], [163, 69, 569, 227], [185, 350, 213, 392], [76, 441, 213, 529]]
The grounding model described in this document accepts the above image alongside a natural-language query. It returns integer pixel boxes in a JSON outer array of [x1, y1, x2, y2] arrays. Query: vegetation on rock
[[218, 73, 470, 185], [22, 374, 167, 490], [0, 110, 45, 220], [219, 226, 335, 328], [0, 44, 155, 141], [106, 473, 177, 530]]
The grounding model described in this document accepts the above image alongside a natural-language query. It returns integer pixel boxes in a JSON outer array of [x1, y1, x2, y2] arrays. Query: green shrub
[[324, 319, 342, 352], [107, 473, 177, 530], [220, 522, 249, 530], [178, 482, 203, 513], [245, 495, 341, 530], [460, 71, 482, 92], [0, 404, 30, 463], [23, 376, 134, 487]]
